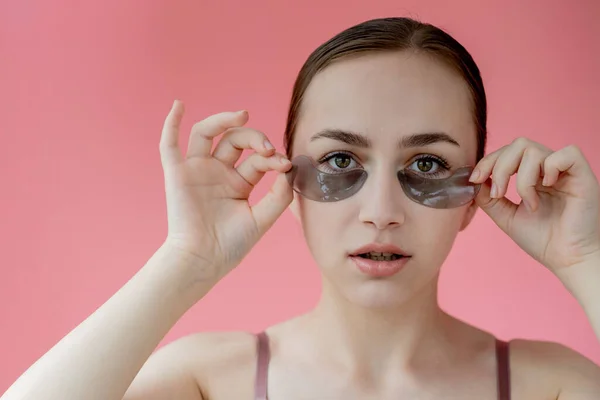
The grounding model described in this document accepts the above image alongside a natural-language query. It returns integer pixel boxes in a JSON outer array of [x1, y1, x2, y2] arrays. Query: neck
[[305, 275, 460, 374]]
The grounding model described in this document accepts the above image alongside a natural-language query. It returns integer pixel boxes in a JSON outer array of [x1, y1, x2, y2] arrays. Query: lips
[[348, 243, 411, 278], [350, 256, 410, 277], [349, 243, 410, 257]]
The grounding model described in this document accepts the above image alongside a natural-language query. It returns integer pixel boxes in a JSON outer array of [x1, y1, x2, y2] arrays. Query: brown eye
[[417, 159, 433, 172], [333, 155, 352, 169]]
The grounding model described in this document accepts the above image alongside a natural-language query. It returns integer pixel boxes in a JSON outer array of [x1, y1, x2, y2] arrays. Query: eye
[[408, 155, 451, 177], [318, 151, 360, 173], [416, 158, 436, 173]]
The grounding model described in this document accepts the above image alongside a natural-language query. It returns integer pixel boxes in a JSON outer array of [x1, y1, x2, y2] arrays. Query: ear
[[459, 200, 478, 231]]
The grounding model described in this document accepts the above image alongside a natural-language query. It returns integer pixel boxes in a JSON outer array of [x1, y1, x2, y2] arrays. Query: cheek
[[297, 199, 350, 261], [412, 209, 466, 257], [296, 198, 469, 270]]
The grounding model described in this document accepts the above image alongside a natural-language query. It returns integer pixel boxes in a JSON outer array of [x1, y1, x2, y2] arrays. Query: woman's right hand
[[159, 100, 293, 281]]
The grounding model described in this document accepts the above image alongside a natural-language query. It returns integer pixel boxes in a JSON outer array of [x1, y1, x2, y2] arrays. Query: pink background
[[1, 0, 599, 393]]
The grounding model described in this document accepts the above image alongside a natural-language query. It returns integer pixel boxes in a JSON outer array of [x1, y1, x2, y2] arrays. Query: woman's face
[[290, 51, 480, 308]]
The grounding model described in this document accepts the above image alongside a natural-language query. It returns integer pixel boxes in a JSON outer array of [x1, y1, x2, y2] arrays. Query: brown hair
[[283, 17, 487, 161]]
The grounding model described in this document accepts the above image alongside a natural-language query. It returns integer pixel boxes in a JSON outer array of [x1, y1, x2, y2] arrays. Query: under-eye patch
[[286, 155, 480, 209]]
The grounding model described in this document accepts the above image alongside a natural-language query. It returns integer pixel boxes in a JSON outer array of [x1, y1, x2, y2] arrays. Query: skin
[[3, 51, 600, 400], [127, 52, 600, 398]]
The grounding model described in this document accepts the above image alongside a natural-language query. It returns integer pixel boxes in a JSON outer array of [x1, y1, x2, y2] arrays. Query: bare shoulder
[[172, 330, 260, 398], [125, 330, 259, 400], [172, 330, 259, 367], [509, 338, 600, 399]]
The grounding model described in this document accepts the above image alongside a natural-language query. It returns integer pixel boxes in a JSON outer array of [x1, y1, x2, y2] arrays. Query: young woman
[[3, 17, 600, 400]]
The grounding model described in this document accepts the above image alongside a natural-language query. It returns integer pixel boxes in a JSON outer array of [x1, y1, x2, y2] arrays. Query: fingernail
[[490, 182, 498, 198], [264, 140, 274, 150], [469, 169, 480, 182], [280, 156, 290, 164], [542, 175, 549, 186]]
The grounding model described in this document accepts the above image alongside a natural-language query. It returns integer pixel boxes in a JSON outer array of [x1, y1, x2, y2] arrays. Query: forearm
[[1, 244, 216, 400], [558, 255, 600, 341]]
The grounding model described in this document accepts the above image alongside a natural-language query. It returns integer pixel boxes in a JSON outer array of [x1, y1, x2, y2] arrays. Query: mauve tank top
[[253, 331, 511, 400]]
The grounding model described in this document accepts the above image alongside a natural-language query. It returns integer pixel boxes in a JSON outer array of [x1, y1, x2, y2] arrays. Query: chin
[[342, 280, 419, 309], [319, 255, 442, 309]]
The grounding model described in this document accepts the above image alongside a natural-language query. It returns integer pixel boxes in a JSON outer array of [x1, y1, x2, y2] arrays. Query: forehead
[[294, 51, 477, 156]]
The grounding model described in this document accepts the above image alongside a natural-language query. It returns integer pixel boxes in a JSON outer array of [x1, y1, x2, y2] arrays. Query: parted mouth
[[349, 243, 410, 259], [355, 252, 406, 261]]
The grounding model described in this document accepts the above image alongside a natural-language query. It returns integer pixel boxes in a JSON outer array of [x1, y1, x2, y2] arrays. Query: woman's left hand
[[470, 137, 600, 273]]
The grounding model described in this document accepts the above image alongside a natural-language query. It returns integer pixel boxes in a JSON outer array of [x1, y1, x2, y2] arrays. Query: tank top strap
[[253, 332, 511, 400], [254, 331, 270, 400], [496, 338, 511, 400]]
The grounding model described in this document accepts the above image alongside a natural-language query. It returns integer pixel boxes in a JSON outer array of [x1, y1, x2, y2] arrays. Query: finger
[[469, 145, 506, 183], [489, 144, 527, 198], [542, 145, 593, 187], [491, 138, 550, 198], [212, 127, 276, 166], [490, 139, 550, 198], [251, 172, 294, 236], [186, 110, 249, 159], [159, 100, 185, 166], [515, 147, 546, 211], [236, 152, 292, 186], [475, 178, 519, 235]]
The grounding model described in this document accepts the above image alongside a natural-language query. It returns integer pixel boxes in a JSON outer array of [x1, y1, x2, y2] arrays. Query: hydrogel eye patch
[[285, 155, 480, 209]]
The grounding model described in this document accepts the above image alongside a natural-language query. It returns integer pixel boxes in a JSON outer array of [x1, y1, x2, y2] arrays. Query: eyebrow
[[310, 129, 460, 148]]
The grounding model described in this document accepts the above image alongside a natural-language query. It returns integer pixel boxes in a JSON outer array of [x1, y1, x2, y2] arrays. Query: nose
[[358, 168, 406, 230]]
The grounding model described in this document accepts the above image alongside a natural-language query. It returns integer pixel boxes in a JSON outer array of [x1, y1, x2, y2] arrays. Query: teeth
[[360, 252, 403, 261]]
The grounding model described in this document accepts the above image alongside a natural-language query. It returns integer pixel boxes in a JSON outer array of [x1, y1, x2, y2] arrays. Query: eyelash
[[317, 151, 452, 177]]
